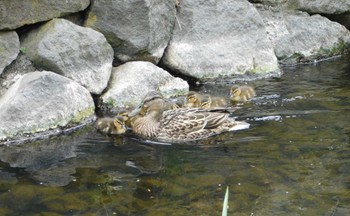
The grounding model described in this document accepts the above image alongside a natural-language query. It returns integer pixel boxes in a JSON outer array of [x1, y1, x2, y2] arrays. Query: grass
[[222, 186, 229, 216]]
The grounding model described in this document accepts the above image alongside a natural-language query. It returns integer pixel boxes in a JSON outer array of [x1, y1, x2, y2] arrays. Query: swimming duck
[[230, 85, 256, 102], [201, 95, 227, 108], [185, 91, 201, 108], [95, 116, 126, 134], [129, 91, 249, 142]]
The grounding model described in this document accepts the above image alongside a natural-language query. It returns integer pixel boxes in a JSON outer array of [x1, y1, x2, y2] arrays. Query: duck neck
[[134, 111, 161, 138]]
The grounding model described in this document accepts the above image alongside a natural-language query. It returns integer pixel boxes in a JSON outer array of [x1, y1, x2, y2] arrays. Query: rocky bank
[[0, 0, 349, 143]]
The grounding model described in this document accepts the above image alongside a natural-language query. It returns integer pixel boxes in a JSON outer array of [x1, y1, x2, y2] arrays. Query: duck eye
[[231, 89, 239, 95], [188, 96, 196, 103], [201, 102, 209, 108], [114, 119, 122, 128]]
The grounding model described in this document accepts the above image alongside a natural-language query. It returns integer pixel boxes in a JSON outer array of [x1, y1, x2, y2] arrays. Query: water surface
[[0, 55, 349, 215]]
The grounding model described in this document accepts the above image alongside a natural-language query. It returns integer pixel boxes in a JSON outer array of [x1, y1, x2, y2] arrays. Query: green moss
[[19, 47, 27, 54], [85, 13, 97, 27], [104, 97, 117, 108], [103, 32, 123, 49], [71, 106, 95, 123]]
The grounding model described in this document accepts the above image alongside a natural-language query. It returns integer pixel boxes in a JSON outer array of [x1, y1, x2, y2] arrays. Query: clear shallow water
[[0, 55, 349, 215]]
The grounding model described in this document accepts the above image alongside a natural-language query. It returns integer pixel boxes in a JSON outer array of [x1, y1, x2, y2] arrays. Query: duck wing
[[161, 108, 229, 134]]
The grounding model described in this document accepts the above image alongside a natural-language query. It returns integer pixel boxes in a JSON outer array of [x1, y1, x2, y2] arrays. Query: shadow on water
[[0, 54, 350, 215]]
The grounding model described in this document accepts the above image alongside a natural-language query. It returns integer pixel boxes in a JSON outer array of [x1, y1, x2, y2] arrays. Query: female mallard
[[230, 85, 256, 102], [129, 91, 249, 142], [95, 116, 126, 134]]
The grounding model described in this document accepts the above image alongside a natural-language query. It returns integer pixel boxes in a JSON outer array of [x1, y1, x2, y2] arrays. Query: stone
[[0, 0, 90, 30], [0, 53, 37, 97], [21, 18, 114, 94], [0, 71, 95, 141], [295, 0, 350, 15], [161, 0, 279, 81], [0, 31, 19, 75], [257, 6, 350, 64], [85, 0, 175, 64], [99, 61, 189, 111]]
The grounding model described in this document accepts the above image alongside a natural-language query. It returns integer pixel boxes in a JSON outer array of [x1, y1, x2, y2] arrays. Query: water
[[0, 55, 349, 215]]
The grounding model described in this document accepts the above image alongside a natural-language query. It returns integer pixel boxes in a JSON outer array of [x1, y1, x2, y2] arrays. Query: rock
[[99, 61, 189, 111], [0, 31, 19, 75], [85, 0, 175, 64], [248, 0, 288, 7], [257, 6, 350, 64], [21, 18, 114, 94], [160, 0, 279, 81], [0, 0, 90, 30], [0, 53, 37, 97], [295, 0, 350, 15], [0, 71, 95, 141]]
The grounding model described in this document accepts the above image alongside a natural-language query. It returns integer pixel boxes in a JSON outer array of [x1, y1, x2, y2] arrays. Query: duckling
[[129, 91, 249, 143], [95, 116, 126, 134], [200, 95, 227, 108], [185, 91, 205, 108], [230, 85, 256, 102], [117, 109, 129, 122]]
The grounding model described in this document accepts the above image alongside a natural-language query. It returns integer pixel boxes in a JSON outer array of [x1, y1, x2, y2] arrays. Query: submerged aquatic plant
[[222, 186, 229, 216]]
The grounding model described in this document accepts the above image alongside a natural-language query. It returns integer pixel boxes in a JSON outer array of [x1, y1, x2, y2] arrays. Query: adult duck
[[129, 91, 249, 143]]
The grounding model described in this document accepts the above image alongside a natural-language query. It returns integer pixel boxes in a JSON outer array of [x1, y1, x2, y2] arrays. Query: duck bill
[[129, 105, 142, 117]]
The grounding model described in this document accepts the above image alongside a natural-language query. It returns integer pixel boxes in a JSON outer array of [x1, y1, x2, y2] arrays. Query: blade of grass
[[222, 186, 229, 216]]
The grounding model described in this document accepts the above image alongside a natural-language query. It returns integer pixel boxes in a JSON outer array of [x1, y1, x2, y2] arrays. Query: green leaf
[[222, 186, 229, 216]]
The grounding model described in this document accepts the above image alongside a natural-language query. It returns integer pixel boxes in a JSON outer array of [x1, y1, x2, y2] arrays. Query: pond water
[[0, 54, 349, 216]]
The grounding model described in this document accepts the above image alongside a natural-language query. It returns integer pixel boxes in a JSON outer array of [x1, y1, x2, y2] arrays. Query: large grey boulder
[[21, 18, 114, 95], [257, 6, 350, 64], [161, 0, 279, 81], [0, 0, 90, 30], [85, 0, 175, 64], [295, 0, 350, 14], [0, 71, 95, 141], [100, 61, 189, 111], [0, 31, 19, 75]]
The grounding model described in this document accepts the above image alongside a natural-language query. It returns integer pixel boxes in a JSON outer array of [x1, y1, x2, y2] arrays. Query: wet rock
[[0, 31, 19, 75], [0, 0, 90, 30], [85, 0, 175, 64], [100, 61, 189, 111], [257, 6, 350, 64], [21, 18, 114, 94], [161, 0, 279, 81], [0, 71, 95, 141]]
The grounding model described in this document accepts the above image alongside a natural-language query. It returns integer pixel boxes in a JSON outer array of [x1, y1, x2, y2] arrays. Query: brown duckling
[[230, 85, 256, 102], [200, 94, 227, 108], [185, 91, 205, 108], [95, 116, 126, 134]]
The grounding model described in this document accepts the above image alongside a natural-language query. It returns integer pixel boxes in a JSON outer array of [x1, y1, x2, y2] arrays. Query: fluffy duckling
[[95, 116, 126, 134], [185, 91, 205, 108], [201, 95, 227, 108], [129, 91, 249, 142], [230, 85, 256, 102]]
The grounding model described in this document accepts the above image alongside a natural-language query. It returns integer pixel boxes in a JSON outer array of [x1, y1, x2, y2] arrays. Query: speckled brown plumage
[[130, 91, 249, 143]]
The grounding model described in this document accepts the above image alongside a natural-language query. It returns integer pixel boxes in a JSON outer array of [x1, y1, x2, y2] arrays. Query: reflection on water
[[0, 55, 350, 215]]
